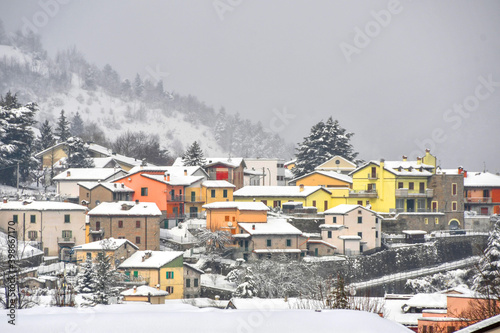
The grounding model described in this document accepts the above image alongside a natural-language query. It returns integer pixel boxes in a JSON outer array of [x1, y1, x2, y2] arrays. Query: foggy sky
[[1, 0, 500, 172]]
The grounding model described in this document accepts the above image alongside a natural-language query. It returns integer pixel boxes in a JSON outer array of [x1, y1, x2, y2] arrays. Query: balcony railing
[[466, 197, 492, 204], [349, 190, 378, 198], [165, 212, 205, 220], [395, 188, 433, 198], [367, 173, 378, 180], [168, 195, 185, 202], [185, 196, 205, 203], [57, 237, 76, 244]]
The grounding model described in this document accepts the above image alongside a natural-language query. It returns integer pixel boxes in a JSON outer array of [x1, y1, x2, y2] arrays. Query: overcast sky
[[1, 0, 499, 172]]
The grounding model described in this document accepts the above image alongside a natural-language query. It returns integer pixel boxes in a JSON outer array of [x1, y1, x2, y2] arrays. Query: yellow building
[[73, 238, 138, 269], [118, 250, 185, 299], [314, 155, 357, 174], [184, 180, 236, 218], [290, 170, 352, 189], [233, 185, 333, 212], [346, 151, 437, 213]]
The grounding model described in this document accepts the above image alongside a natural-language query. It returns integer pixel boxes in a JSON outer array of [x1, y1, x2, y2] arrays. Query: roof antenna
[[483, 161, 486, 173]]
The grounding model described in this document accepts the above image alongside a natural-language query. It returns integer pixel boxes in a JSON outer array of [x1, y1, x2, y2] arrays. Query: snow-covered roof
[[120, 285, 168, 297], [319, 224, 345, 230], [201, 180, 236, 188], [402, 230, 427, 235], [324, 204, 379, 216], [142, 174, 205, 186], [73, 237, 138, 251], [307, 240, 337, 249], [92, 157, 117, 168], [315, 156, 357, 170], [184, 263, 204, 274], [284, 169, 294, 180], [291, 170, 353, 184], [119, 250, 183, 269], [350, 160, 434, 177], [77, 181, 134, 192], [53, 168, 124, 181], [126, 165, 207, 178], [463, 172, 500, 187], [238, 218, 303, 235], [284, 159, 296, 166], [403, 293, 447, 309], [233, 185, 331, 197], [244, 169, 264, 176], [338, 235, 361, 240], [0, 200, 87, 211], [455, 313, 500, 333], [34, 142, 67, 158], [253, 249, 302, 253], [0, 231, 44, 260], [173, 157, 245, 168], [87, 201, 161, 216], [202, 201, 269, 211]]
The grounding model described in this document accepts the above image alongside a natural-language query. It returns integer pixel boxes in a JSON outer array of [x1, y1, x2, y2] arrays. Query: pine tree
[[55, 110, 70, 142], [75, 259, 96, 294], [474, 219, 500, 297], [133, 74, 144, 98], [92, 252, 119, 305], [293, 117, 358, 177], [70, 112, 84, 137], [64, 136, 94, 168], [234, 267, 258, 298], [39, 119, 56, 150], [182, 141, 206, 166]]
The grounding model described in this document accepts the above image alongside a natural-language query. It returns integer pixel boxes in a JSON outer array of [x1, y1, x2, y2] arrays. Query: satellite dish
[[227, 222, 233, 227]]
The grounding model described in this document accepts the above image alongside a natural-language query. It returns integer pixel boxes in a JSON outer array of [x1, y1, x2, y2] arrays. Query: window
[[266, 239, 272, 247], [64, 214, 70, 223], [95, 221, 101, 231], [432, 201, 438, 212], [30, 215, 36, 223], [211, 189, 216, 198], [324, 201, 328, 211], [166, 271, 174, 279], [452, 201, 457, 211], [166, 286, 174, 294], [232, 216, 235, 222], [327, 231, 332, 238], [223, 189, 228, 198], [358, 232, 362, 238], [118, 220, 123, 228], [12, 215, 18, 223], [425, 218, 429, 225], [420, 182, 425, 193], [398, 182, 404, 189], [312, 200, 316, 207], [435, 218, 439, 225], [118, 236, 125, 239], [333, 217, 337, 223], [134, 271, 138, 278], [141, 187, 148, 196], [136, 236, 141, 244], [225, 216, 230, 222], [375, 231, 378, 238], [86, 253, 91, 260], [409, 182, 414, 190], [375, 218, 379, 224], [286, 239, 291, 247], [136, 220, 141, 228], [62, 230, 72, 238], [357, 216, 362, 224], [452, 183, 457, 196], [194, 278, 199, 287], [273, 200, 281, 208], [186, 279, 191, 288], [28, 231, 37, 240], [86, 192, 89, 198], [358, 210, 362, 214], [357, 200, 363, 205]]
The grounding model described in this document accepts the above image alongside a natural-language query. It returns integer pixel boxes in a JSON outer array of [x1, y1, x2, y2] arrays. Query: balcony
[[185, 196, 205, 203], [395, 188, 433, 198], [466, 197, 492, 204], [349, 190, 378, 198], [57, 237, 76, 245], [367, 173, 378, 180], [168, 195, 185, 202], [165, 212, 205, 220]]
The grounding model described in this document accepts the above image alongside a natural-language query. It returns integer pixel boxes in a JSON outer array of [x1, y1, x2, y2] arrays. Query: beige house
[[72, 237, 138, 269], [87, 201, 161, 251], [319, 204, 382, 256], [236, 218, 307, 260], [78, 181, 134, 209], [183, 263, 204, 299], [315, 156, 357, 174], [0, 200, 87, 257], [120, 285, 168, 304]]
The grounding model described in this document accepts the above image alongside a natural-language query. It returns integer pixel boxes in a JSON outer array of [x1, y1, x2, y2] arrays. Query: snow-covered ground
[[0, 302, 413, 332]]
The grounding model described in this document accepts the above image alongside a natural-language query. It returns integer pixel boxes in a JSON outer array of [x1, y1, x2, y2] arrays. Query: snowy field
[[0, 302, 413, 333]]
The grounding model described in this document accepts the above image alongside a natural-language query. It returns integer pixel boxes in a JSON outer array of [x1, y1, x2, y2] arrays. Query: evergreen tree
[[234, 267, 258, 298], [214, 107, 229, 150], [182, 141, 206, 166], [75, 259, 96, 294], [473, 219, 500, 297], [39, 119, 56, 150], [70, 112, 84, 137], [55, 109, 70, 142], [293, 117, 358, 177], [92, 251, 119, 305], [133, 74, 143, 98], [64, 136, 94, 168]]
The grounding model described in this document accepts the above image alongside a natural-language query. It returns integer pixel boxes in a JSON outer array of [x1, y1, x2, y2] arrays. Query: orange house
[[203, 202, 269, 235]]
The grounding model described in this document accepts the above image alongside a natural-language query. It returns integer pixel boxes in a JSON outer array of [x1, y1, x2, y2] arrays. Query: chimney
[[66, 170, 71, 177], [380, 158, 385, 169], [2, 198, 7, 204], [215, 295, 220, 301], [417, 157, 422, 165], [402, 155, 407, 162], [141, 255, 145, 262], [252, 224, 255, 230], [156, 284, 160, 291], [184, 169, 187, 176], [133, 286, 137, 294], [121, 183, 124, 188], [135, 199, 139, 205], [164, 174, 166, 181], [464, 170, 467, 178], [299, 184, 304, 192], [166, 173, 170, 182], [145, 250, 152, 259], [458, 166, 463, 175], [114, 183, 117, 188]]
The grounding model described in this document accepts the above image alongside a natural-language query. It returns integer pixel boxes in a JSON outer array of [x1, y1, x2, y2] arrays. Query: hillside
[[0, 31, 295, 160]]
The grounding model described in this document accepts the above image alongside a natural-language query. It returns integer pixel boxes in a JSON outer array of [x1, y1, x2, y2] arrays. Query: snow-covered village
[[1, 2, 500, 333]]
